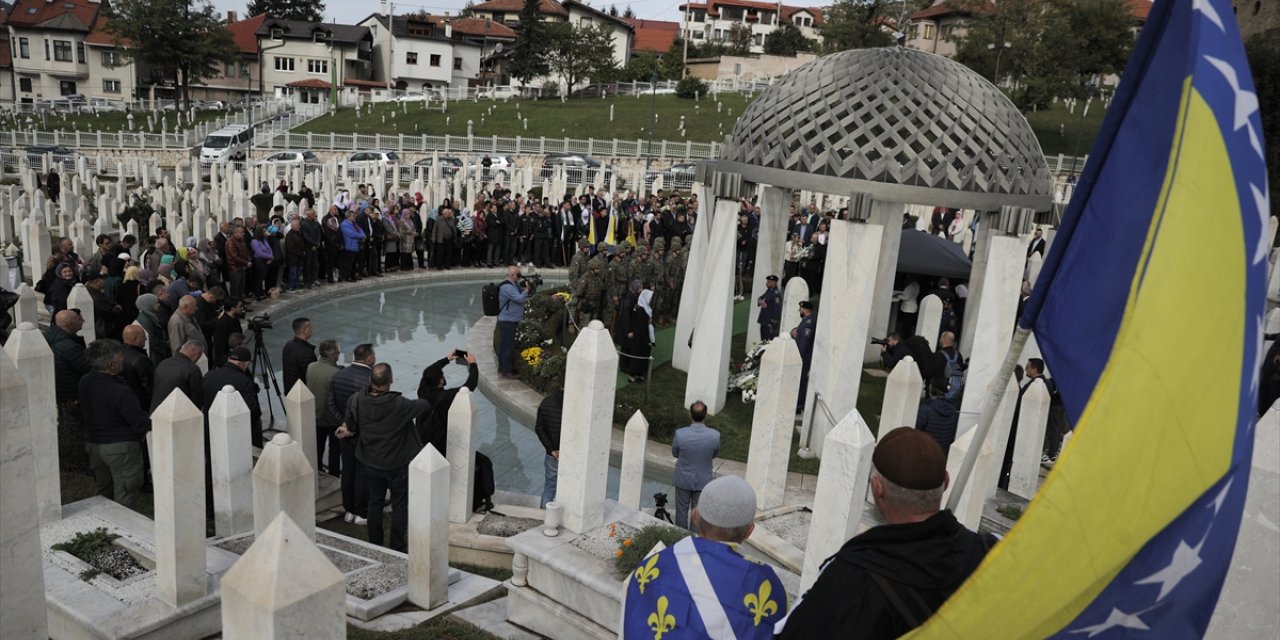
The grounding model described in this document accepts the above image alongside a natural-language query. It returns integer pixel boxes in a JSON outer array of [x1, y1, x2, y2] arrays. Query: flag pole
[[945, 325, 1032, 512]]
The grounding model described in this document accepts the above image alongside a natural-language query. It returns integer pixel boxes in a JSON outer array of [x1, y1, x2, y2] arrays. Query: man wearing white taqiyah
[[621, 475, 788, 639]]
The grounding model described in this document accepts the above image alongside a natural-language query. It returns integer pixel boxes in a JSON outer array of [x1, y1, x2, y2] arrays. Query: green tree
[[819, 0, 894, 53], [244, 0, 325, 21], [1047, 0, 1134, 99], [609, 4, 619, 17], [546, 22, 618, 94], [107, 0, 237, 111], [676, 75, 708, 99], [623, 6, 636, 19], [661, 38, 687, 78], [507, 0, 552, 86], [763, 22, 815, 56], [619, 52, 661, 82], [725, 23, 753, 55]]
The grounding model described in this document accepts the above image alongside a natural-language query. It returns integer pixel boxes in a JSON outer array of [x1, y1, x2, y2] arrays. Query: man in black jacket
[[534, 389, 564, 508], [301, 207, 323, 287], [416, 349, 478, 454], [281, 317, 317, 396], [776, 428, 995, 640], [80, 339, 151, 511], [120, 325, 155, 410], [336, 363, 431, 552], [152, 341, 204, 412], [328, 343, 375, 523], [201, 347, 263, 447]]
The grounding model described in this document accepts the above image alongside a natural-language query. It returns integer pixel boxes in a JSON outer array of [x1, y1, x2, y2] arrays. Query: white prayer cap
[[697, 476, 757, 529]]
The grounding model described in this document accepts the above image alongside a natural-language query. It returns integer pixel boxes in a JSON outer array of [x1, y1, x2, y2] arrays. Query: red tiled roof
[[228, 13, 268, 55], [470, 0, 568, 17], [344, 78, 386, 88], [1127, 0, 1153, 21], [909, 2, 963, 20], [7, 0, 99, 30], [678, 0, 823, 25], [421, 15, 517, 39], [780, 5, 824, 26], [624, 18, 679, 53], [287, 78, 332, 88]]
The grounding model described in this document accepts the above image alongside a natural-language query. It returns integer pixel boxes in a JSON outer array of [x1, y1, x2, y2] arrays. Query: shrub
[[614, 524, 690, 573], [614, 386, 691, 443], [676, 76, 708, 100]]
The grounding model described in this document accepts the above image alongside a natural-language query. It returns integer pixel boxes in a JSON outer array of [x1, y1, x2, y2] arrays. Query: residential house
[[905, 0, 1156, 60], [623, 17, 679, 57], [83, 14, 137, 103], [5, 0, 105, 103], [467, 0, 633, 89], [255, 18, 376, 108], [678, 0, 824, 55], [359, 13, 482, 91], [0, 2, 14, 103], [192, 11, 265, 104]]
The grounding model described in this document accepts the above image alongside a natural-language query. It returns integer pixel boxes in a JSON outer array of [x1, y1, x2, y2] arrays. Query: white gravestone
[[209, 385, 255, 537], [556, 320, 619, 533], [685, 199, 740, 414], [672, 183, 713, 371], [801, 409, 876, 591], [220, 512, 345, 640], [916, 294, 943, 347], [253, 433, 316, 541], [617, 410, 650, 510], [408, 445, 451, 610], [447, 387, 478, 524], [285, 381, 319, 483], [151, 389, 210, 607], [943, 376, 1019, 528], [959, 234, 1025, 428], [1008, 378, 1051, 500], [745, 336, 803, 511], [3, 322, 60, 524], [67, 283, 96, 342], [879, 356, 924, 435], [0, 349, 49, 640], [781, 276, 809, 334]]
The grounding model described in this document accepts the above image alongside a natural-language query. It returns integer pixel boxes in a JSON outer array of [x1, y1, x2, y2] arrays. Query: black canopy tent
[[897, 229, 973, 279]]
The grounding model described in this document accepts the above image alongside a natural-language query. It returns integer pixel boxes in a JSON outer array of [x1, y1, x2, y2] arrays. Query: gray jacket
[[671, 423, 719, 491]]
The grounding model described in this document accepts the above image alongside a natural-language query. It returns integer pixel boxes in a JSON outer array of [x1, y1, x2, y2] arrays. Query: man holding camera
[[416, 349, 479, 454], [878, 332, 909, 370], [496, 265, 531, 379]]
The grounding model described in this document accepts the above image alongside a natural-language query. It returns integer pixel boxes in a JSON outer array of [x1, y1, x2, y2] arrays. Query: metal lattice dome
[[716, 47, 1053, 210]]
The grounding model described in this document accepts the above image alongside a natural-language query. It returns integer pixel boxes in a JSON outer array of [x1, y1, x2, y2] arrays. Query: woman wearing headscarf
[[46, 262, 77, 314], [155, 259, 174, 286], [397, 208, 417, 271], [621, 286, 655, 383], [383, 209, 401, 272], [250, 226, 274, 299], [134, 292, 171, 366]]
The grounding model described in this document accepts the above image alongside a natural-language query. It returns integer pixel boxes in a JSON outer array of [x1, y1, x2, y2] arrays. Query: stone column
[[618, 410, 649, 510], [1008, 378, 1051, 499], [800, 219, 882, 458], [879, 356, 924, 435], [943, 376, 1018, 528], [916, 294, 943, 346], [151, 389, 209, 607], [408, 445, 451, 610], [959, 221, 995, 356], [958, 232, 1026, 427], [209, 385, 254, 537], [780, 277, 809, 334], [801, 409, 875, 591], [67, 283, 96, 342], [253, 433, 316, 541], [746, 185, 791, 348], [221, 512, 345, 640], [447, 387, 477, 524], [864, 200, 906, 363], [685, 198, 740, 414], [672, 183, 713, 372], [745, 336, 802, 511], [285, 381, 318, 482], [3, 322, 60, 524], [13, 284, 37, 327], [0, 349, 48, 640], [557, 320, 619, 533]]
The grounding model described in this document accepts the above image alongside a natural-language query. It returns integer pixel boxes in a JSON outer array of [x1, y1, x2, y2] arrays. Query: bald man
[[120, 325, 155, 409], [167, 295, 207, 354], [46, 309, 91, 404]]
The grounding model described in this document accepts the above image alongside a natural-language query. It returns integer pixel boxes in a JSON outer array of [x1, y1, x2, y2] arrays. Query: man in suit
[[671, 400, 721, 530], [1026, 227, 1046, 258]]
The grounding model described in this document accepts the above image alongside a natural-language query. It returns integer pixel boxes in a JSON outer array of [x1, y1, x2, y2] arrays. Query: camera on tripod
[[869, 337, 890, 346], [248, 313, 273, 331], [653, 492, 669, 508], [519, 273, 543, 292]]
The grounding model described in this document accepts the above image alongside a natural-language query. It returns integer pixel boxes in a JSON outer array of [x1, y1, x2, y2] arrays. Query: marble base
[[41, 498, 241, 640], [505, 579, 614, 640]]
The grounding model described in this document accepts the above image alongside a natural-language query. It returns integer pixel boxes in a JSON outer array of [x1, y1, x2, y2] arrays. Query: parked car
[[260, 150, 320, 165], [348, 150, 401, 172], [571, 83, 619, 98], [476, 86, 519, 100], [645, 161, 707, 189], [411, 155, 464, 178], [467, 154, 514, 182], [85, 98, 126, 113], [541, 152, 614, 187]]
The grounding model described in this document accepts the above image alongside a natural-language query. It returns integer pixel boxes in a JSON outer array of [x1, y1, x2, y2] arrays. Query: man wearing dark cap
[[622, 475, 787, 639], [756, 275, 782, 341], [790, 300, 816, 413], [202, 347, 264, 447], [415, 349, 479, 454], [776, 427, 997, 640]]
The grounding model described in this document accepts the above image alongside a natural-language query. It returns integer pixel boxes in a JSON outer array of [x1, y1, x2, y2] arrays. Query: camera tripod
[[250, 323, 286, 428], [652, 492, 674, 524]]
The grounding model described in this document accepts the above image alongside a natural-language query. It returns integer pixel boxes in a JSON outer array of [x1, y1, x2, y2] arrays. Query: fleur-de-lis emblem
[[648, 595, 676, 639], [633, 553, 661, 594], [743, 580, 779, 626]]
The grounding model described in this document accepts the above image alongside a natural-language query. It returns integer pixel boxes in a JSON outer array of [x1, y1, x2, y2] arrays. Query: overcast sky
[[210, 0, 687, 24]]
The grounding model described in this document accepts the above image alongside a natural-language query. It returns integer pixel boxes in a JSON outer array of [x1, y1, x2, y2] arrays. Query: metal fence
[[255, 132, 722, 160], [0, 100, 296, 151]]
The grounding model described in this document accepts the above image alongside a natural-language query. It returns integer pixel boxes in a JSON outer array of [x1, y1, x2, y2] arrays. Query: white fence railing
[[1, 101, 295, 150], [256, 132, 722, 160]]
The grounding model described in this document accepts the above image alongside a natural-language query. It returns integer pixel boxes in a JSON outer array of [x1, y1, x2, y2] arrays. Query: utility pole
[[388, 3, 396, 91], [681, 3, 690, 78]]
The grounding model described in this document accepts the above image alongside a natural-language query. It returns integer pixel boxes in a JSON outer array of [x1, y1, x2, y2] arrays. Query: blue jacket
[[340, 218, 366, 252], [496, 280, 527, 323], [672, 423, 720, 491], [916, 397, 959, 456]]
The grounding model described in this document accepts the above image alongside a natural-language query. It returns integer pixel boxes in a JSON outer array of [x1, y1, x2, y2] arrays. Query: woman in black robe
[[621, 287, 654, 382]]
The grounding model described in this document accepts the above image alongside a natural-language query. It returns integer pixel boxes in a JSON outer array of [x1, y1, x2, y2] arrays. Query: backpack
[[473, 451, 495, 513], [482, 282, 500, 316], [942, 348, 965, 398]]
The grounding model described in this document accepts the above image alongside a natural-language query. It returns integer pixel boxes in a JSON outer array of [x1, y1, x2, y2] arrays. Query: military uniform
[[757, 280, 782, 341], [568, 240, 590, 289], [605, 246, 630, 331], [792, 306, 816, 412], [575, 255, 608, 325]]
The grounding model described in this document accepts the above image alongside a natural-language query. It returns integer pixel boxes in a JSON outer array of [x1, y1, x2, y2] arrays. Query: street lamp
[[645, 73, 659, 172], [987, 41, 1011, 85]]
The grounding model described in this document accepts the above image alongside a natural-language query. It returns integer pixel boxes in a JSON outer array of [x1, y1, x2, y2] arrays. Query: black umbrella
[[897, 229, 973, 279]]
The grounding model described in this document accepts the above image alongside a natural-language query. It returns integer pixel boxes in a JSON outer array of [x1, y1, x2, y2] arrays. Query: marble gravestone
[[3, 321, 61, 524], [408, 444, 451, 610], [151, 389, 210, 607], [0, 349, 49, 640], [617, 410, 650, 510], [685, 198, 740, 414], [801, 409, 876, 592], [253, 433, 317, 541], [556, 320, 619, 534], [446, 387, 478, 525], [745, 336, 803, 511], [209, 384, 255, 537]]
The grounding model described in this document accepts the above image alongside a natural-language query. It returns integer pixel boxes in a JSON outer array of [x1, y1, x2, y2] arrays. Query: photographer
[[876, 332, 909, 371], [416, 349, 479, 454], [496, 265, 531, 379]]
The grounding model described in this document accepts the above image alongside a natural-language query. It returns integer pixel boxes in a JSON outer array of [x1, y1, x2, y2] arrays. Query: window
[[274, 56, 295, 72], [77, 42, 85, 63], [453, 56, 462, 71], [308, 59, 328, 74], [53, 40, 72, 62], [753, 34, 762, 45], [923, 24, 936, 40], [18, 38, 29, 59], [45, 39, 50, 61], [407, 51, 418, 65], [430, 54, 441, 67], [59, 81, 76, 95], [103, 79, 121, 93], [580, 16, 593, 24], [493, 12, 506, 22], [19, 78, 32, 92], [313, 32, 328, 44], [101, 50, 120, 66], [224, 62, 234, 76], [271, 27, 284, 40]]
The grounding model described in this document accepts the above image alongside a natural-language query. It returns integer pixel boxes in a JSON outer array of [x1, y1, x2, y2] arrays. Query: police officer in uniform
[[791, 300, 816, 414], [757, 275, 782, 341]]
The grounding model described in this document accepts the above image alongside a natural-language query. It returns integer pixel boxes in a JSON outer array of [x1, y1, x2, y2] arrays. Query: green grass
[[294, 93, 755, 144], [1023, 100, 1107, 158], [4, 107, 243, 134]]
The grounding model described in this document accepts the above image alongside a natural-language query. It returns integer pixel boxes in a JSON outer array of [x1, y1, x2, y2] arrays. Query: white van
[[200, 124, 254, 163]]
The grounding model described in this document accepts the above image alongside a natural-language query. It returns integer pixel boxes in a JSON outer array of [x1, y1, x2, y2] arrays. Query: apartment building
[[678, 0, 824, 55], [255, 18, 376, 106], [359, 13, 482, 91], [192, 12, 266, 104], [468, 0, 634, 87], [6, 0, 107, 102]]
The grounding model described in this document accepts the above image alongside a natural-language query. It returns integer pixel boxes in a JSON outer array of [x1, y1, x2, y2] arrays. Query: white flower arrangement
[[726, 340, 771, 403]]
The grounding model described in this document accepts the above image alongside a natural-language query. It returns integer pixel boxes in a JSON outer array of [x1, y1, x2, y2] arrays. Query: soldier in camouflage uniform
[[605, 244, 631, 333], [646, 239, 667, 325], [574, 255, 608, 326], [665, 237, 685, 323], [567, 239, 591, 290], [630, 245, 648, 292]]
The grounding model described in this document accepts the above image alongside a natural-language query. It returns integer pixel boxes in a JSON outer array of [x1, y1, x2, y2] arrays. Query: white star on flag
[[1071, 607, 1156, 637], [1251, 316, 1264, 395], [1192, 0, 1226, 32], [1254, 183, 1273, 265], [1134, 538, 1206, 601], [1209, 477, 1234, 515], [1203, 56, 1264, 161]]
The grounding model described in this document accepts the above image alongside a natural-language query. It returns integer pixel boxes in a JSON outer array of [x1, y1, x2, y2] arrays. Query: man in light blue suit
[[671, 401, 720, 530]]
